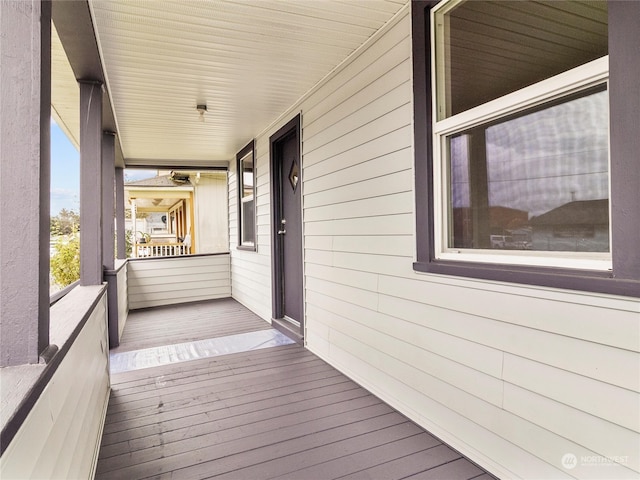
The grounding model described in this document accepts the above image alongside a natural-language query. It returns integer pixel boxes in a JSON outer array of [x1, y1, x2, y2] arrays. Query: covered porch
[[2, 0, 638, 479], [97, 298, 492, 480]]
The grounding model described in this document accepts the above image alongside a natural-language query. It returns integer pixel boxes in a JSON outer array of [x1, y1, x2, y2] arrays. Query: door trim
[[269, 114, 303, 340]]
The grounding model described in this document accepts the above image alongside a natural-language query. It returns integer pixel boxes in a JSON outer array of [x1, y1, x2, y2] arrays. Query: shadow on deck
[[97, 298, 495, 480]]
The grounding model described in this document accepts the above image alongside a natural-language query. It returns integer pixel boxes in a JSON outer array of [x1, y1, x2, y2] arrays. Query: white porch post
[[0, 0, 52, 366]]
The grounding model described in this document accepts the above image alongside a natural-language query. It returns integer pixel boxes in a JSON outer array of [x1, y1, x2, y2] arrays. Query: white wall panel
[[128, 254, 231, 310]]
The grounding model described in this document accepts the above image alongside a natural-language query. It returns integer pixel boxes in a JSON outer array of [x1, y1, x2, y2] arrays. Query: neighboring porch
[[97, 299, 494, 480]]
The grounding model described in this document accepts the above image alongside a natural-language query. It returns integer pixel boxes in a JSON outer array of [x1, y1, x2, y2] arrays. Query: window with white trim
[[412, 0, 640, 297], [434, 0, 609, 269], [237, 140, 256, 250]]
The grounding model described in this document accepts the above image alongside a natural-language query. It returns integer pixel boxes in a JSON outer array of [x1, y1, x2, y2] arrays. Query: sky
[[50, 119, 156, 215], [449, 90, 608, 218], [50, 119, 80, 214]]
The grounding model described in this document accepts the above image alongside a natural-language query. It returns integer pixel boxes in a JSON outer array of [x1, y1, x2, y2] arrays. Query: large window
[[412, 0, 640, 297], [237, 140, 256, 250]]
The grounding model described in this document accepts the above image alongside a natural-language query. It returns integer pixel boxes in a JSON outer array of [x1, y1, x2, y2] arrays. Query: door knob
[[278, 218, 286, 235]]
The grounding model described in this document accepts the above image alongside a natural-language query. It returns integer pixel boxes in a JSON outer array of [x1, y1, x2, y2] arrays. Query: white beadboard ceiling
[[85, 0, 407, 167], [51, 23, 80, 150]]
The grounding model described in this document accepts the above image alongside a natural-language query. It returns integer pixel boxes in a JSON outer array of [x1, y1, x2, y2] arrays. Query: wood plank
[[339, 444, 462, 480], [304, 169, 413, 209], [104, 361, 337, 423], [110, 344, 307, 389], [303, 123, 412, 184], [103, 370, 348, 441], [96, 407, 401, 478], [305, 298, 504, 379], [101, 391, 381, 462], [101, 382, 367, 451], [377, 274, 640, 354], [503, 353, 640, 432], [213, 422, 426, 480], [304, 192, 413, 223], [302, 102, 412, 167], [105, 360, 335, 418], [377, 292, 639, 391], [405, 457, 485, 480], [141, 412, 407, 480], [113, 298, 268, 352], [96, 298, 494, 480], [303, 60, 411, 143], [268, 432, 440, 479], [303, 79, 411, 154]]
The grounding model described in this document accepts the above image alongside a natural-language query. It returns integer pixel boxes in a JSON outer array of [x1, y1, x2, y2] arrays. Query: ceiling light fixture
[[196, 104, 207, 122]]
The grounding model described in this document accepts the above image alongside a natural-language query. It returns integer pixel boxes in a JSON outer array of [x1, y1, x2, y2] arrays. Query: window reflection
[[449, 87, 609, 252]]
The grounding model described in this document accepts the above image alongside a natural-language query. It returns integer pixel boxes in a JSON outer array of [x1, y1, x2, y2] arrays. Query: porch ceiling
[[84, 0, 406, 167]]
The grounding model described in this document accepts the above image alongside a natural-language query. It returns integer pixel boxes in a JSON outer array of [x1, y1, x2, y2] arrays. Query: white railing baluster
[[134, 242, 191, 258]]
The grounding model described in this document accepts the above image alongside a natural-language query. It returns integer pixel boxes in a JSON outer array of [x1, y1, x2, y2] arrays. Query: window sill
[[437, 251, 611, 272], [413, 259, 639, 298]]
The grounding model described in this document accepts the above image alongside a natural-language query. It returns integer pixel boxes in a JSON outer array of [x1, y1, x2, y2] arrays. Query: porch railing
[[135, 242, 191, 258]]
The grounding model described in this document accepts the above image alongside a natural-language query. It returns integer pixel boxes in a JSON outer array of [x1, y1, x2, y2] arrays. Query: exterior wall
[[128, 254, 231, 310], [194, 172, 229, 253], [0, 287, 110, 479], [230, 5, 640, 480], [229, 156, 273, 321]]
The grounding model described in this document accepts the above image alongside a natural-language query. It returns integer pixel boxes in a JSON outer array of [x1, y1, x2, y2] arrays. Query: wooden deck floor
[[97, 298, 494, 480]]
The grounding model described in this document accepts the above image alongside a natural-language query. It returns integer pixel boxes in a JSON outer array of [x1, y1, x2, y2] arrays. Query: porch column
[[79, 81, 103, 286], [102, 132, 121, 347], [102, 132, 116, 270], [0, 0, 51, 365], [115, 167, 126, 259]]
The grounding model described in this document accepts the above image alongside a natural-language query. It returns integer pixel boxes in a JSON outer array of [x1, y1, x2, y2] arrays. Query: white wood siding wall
[[229, 153, 274, 322], [0, 287, 110, 479], [128, 254, 231, 310], [229, 5, 640, 479]]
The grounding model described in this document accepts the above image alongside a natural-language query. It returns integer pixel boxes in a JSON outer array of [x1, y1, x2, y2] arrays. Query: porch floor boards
[[111, 298, 272, 353], [97, 299, 493, 480]]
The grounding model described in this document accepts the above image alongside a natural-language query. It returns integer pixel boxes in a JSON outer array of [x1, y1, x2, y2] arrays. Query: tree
[[50, 234, 80, 287], [50, 208, 80, 236]]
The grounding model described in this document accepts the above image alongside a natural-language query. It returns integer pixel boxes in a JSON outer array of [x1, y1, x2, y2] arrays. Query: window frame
[[236, 140, 256, 251], [412, 0, 640, 298], [434, 63, 611, 271]]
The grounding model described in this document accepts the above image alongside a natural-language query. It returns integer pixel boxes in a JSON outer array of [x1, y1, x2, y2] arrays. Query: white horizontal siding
[[228, 4, 640, 479], [127, 254, 231, 310], [229, 161, 273, 322], [0, 287, 110, 480]]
